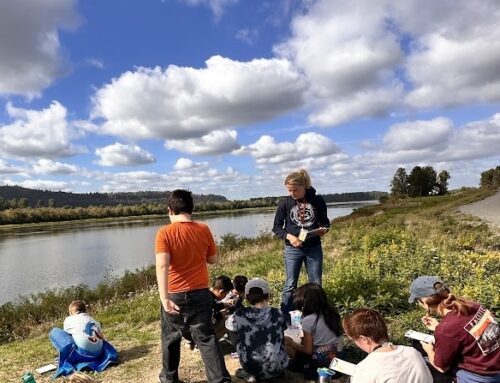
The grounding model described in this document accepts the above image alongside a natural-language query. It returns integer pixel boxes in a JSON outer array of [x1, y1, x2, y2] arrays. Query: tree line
[[390, 166, 450, 197], [0, 185, 386, 225], [480, 166, 500, 188]]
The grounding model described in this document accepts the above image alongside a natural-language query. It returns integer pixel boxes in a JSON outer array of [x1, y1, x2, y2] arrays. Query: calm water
[[0, 202, 375, 304]]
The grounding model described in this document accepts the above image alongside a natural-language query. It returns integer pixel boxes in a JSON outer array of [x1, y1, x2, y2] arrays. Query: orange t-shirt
[[155, 221, 217, 293]]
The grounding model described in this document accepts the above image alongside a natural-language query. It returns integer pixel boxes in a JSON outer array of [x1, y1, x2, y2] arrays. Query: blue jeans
[[280, 244, 323, 321], [49, 327, 103, 357], [159, 288, 231, 383], [457, 370, 500, 383], [49, 327, 74, 351]]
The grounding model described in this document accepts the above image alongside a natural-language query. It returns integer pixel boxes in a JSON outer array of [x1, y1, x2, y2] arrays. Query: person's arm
[[420, 342, 446, 373], [286, 330, 314, 355], [272, 201, 288, 240], [207, 253, 218, 264], [421, 332, 459, 373], [155, 251, 180, 314], [316, 196, 330, 230], [205, 226, 218, 264]]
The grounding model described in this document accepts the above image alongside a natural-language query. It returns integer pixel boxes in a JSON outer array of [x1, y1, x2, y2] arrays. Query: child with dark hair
[[285, 283, 343, 379], [222, 275, 248, 313], [343, 308, 432, 383], [210, 275, 234, 340], [225, 278, 288, 382]]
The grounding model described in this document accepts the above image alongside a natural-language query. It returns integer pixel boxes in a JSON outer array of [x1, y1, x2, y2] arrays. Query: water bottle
[[317, 368, 333, 383], [21, 372, 36, 383]]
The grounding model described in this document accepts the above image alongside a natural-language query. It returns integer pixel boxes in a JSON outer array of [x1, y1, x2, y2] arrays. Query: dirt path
[[459, 190, 500, 230]]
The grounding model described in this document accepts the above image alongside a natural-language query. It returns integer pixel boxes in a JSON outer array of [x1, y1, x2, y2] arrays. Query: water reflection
[[0, 202, 376, 304]]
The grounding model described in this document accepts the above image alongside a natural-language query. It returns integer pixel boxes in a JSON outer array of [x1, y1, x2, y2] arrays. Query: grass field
[[1, 188, 498, 382]]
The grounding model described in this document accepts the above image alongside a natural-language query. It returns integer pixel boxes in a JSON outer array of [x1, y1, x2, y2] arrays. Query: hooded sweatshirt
[[272, 186, 330, 247], [225, 306, 288, 379]]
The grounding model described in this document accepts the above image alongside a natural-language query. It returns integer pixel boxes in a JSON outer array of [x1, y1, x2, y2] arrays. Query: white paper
[[36, 363, 57, 374], [284, 326, 302, 343], [329, 357, 357, 376], [404, 330, 435, 344]]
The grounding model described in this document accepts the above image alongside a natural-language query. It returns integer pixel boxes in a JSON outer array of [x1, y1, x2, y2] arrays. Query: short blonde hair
[[285, 169, 311, 189], [64, 372, 99, 383]]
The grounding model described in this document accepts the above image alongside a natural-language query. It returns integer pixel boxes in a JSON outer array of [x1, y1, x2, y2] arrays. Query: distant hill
[[0, 185, 227, 208], [0, 185, 386, 209], [322, 191, 387, 203]]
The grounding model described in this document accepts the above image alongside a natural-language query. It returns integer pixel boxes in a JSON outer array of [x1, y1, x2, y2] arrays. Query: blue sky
[[0, 0, 499, 199]]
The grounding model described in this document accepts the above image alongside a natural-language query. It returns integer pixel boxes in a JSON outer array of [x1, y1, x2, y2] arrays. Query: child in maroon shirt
[[409, 276, 500, 383]]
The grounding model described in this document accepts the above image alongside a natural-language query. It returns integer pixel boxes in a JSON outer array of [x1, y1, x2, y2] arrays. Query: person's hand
[[317, 227, 329, 237], [420, 340, 435, 355], [288, 235, 303, 247], [162, 298, 180, 315], [421, 315, 439, 331], [284, 336, 294, 346]]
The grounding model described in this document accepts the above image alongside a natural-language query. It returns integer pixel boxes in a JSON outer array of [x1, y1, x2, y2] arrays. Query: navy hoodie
[[272, 186, 330, 248]]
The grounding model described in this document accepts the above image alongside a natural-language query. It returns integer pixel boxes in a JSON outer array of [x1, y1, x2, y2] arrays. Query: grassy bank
[[1, 188, 498, 382]]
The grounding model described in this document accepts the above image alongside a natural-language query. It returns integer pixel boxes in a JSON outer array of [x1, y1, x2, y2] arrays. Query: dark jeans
[[159, 288, 231, 383], [280, 244, 323, 322]]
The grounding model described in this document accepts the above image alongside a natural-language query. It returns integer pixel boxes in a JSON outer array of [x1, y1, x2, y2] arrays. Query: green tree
[[408, 166, 437, 197], [436, 170, 451, 195], [390, 167, 409, 197], [47, 199, 55, 208]]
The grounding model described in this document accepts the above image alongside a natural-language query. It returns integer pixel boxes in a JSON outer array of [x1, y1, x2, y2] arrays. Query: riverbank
[[1, 188, 498, 382]]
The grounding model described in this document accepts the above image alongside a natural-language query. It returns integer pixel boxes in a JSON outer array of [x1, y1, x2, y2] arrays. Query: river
[[0, 202, 376, 304]]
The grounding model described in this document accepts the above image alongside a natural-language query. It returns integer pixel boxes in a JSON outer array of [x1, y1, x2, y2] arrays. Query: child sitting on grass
[[49, 300, 118, 378], [222, 275, 248, 313], [210, 275, 234, 340], [225, 278, 288, 382], [343, 308, 432, 383], [284, 283, 343, 380]]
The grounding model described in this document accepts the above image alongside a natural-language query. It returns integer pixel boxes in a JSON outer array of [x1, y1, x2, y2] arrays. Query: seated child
[[225, 278, 288, 382], [342, 308, 432, 383], [209, 275, 234, 340], [284, 283, 343, 380], [222, 275, 248, 313], [49, 300, 118, 377]]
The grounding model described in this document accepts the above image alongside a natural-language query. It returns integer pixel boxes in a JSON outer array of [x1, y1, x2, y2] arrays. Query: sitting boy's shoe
[[235, 368, 257, 382]]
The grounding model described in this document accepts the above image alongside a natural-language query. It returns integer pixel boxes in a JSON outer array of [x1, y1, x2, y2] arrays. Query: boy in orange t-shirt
[[155, 189, 230, 383]]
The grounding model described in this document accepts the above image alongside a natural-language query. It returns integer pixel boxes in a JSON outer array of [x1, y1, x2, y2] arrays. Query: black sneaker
[[235, 368, 257, 383]]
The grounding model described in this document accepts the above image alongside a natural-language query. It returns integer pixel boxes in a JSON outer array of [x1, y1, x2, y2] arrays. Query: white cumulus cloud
[[91, 56, 306, 140], [0, 101, 86, 158], [33, 159, 80, 175], [383, 118, 453, 151], [276, 0, 404, 126], [0, 0, 80, 97], [95, 142, 156, 167], [165, 129, 240, 155], [240, 132, 341, 165]]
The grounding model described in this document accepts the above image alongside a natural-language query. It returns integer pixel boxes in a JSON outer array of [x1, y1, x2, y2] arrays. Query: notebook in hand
[[404, 330, 435, 344], [329, 357, 357, 376]]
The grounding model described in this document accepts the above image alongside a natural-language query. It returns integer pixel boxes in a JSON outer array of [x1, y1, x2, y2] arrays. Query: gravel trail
[[459, 190, 500, 230]]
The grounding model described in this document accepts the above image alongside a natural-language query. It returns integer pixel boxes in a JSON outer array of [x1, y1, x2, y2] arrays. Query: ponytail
[[421, 283, 475, 316]]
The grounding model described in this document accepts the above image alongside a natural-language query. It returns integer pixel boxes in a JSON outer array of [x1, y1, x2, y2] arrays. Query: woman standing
[[409, 276, 500, 383], [272, 169, 330, 322]]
